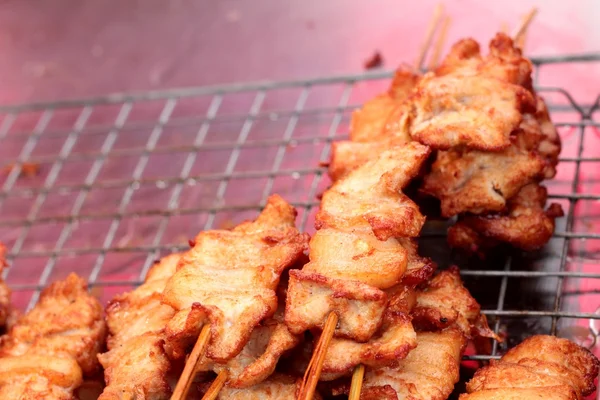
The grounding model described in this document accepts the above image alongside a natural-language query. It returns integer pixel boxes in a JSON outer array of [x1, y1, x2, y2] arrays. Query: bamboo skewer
[[171, 325, 212, 400], [348, 364, 366, 400], [297, 313, 339, 400], [202, 370, 229, 400], [428, 16, 452, 71], [514, 8, 538, 50], [414, 3, 444, 71]]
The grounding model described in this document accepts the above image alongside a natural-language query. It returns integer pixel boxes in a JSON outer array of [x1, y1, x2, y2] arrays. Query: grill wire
[[0, 54, 599, 369]]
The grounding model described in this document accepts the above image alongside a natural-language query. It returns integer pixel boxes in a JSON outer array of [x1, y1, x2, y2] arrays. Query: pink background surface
[[0, 0, 599, 105]]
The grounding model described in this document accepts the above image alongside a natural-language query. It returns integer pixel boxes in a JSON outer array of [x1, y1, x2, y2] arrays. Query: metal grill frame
[[1, 53, 600, 365]]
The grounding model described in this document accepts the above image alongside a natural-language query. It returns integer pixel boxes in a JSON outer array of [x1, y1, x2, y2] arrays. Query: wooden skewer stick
[[514, 8, 538, 50], [428, 16, 452, 71], [297, 312, 339, 400], [171, 324, 212, 400], [202, 370, 229, 400], [414, 3, 445, 71], [348, 364, 366, 400]]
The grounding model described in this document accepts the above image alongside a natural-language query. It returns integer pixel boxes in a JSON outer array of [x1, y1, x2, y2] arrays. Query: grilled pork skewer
[[0, 274, 106, 399], [461, 335, 599, 399], [286, 142, 430, 341], [317, 239, 436, 381], [164, 195, 308, 399], [196, 279, 300, 390], [98, 253, 181, 400], [286, 142, 431, 398], [332, 28, 562, 254], [331, 267, 497, 400]]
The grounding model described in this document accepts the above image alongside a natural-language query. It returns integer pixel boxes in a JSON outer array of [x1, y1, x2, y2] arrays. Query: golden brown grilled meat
[[448, 183, 564, 252], [350, 68, 420, 144], [319, 312, 417, 380], [409, 72, 535, 151], [329, 141, 392, 182], [0, 274, 106, 399], [435, 33, 533, 90], [416, 34, 561, 251], [331, 32, 561, 252], [415, 34, 554, 214], [0, 273, 105, 375], [0, 355, 83, 400], [421, 96, 560, 218], [319, 245, 435, 380], [98, 253, 181, 400], [286, 143, 430, 345], [162, 195, 308, 363], [197, 296, 300, 389], [421, 129, 545, 217], [317, 142, 429, 240], [411, 267, 497, 340], [329, 68, 420, 181], [359, 328, 467, 400], [206, 374, 322, 400], [0, 243, 11, 330], [395, 238, 436, 287], [461, 335, 600, 400], [520, 96, 561, 179], [409, 34, 536, 151], [334, 267, 497, 398]]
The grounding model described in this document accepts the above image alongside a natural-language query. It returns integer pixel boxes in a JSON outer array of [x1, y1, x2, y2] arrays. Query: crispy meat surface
[[320, 313, 417, 380], [209, 321, 299, 389], [0, 273, 106, 376], [521, 96, 561, 179], [286, 143, 430, 343], [0, 355, 83, 400], [349, 68, 420, 144], [411, 267, 497, 340], [448, 183, 564, 252], [304, 228, 410, 289], [286, 269, 387, 341], [198, 298, 300, 389], [0, 274, 105, 399], [317, 143, 430, 239], [422, 95, 560, 218], [410, 34, 538, 151], [329, 141, 390, 182], [462, 335, 600, 400], [208, 374, 320, 400], [388, 68, 422, 100], [350, 94, 401, 143], [360, 329, 466, 400], [410, 72, 535, 151], [317, 250, 435, 380], [436, 33, 533, 89], [398, 238, 436, 286], [332, 266, 494, 397], [0, 243, 11, 329], [421, 129, 545, 217], [329, 68, 420, 181], [162, 195, 308, 362], [98, 253, 181, 400]]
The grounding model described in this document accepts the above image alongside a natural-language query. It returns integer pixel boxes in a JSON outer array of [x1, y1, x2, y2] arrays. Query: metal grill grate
[[1, 53, 600, 365]]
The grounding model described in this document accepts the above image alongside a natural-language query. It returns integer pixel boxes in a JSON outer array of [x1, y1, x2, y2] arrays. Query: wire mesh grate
[[1, 53, 600, 362]]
